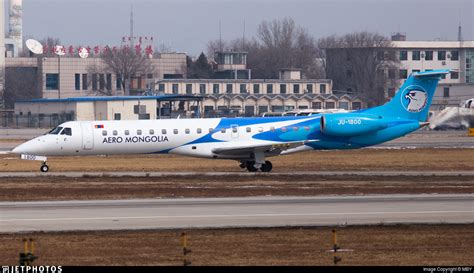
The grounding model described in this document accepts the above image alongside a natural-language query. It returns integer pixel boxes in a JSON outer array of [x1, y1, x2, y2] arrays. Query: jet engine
[[320, 114, 388, 137]]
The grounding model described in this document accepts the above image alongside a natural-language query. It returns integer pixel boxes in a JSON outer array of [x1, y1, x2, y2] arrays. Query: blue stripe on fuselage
[[252, 116, 322, 142], [185, 116, 314, 145]]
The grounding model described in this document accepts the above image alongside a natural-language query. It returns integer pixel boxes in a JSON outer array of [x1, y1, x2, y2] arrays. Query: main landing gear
[[239, 151, 273, 172], [240, 160, 273, 172]]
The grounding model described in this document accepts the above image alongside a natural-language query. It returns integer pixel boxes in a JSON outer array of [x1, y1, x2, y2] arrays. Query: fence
[[0, 112, 75, 128]]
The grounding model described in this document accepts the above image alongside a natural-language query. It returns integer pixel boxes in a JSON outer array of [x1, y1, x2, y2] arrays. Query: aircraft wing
[[211, 140, 318, 156]]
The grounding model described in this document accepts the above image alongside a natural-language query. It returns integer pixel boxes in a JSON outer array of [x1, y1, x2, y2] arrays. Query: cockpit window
[[60, 127, 72, 136], [48, 126, 63, 135]]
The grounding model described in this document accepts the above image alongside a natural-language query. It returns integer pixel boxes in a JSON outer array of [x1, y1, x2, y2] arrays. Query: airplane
[[12, 70, 449, 173]]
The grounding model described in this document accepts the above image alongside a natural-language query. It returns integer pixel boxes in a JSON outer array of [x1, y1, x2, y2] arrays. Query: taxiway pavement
[[1, 170, 474, 178], [1, 194, 472, 232]]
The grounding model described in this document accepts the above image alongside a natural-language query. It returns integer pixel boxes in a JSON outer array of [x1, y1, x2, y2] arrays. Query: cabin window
[[137, 129, 142, 135], [304, 126, 310, 131], [293, 126, 299, 131], [197, 128, 202, 134], [102, 130, 107, 136], [221, 128, 226, 133], [209, 128, 214, 133], [232, 127, 238, 133], [113, 130, 118, 136], [270, 126, 275, 132], [281, 127, 287, 132], [125, 130, 129, 135], [185, 129, 190, 134], [246, 127, 251, 133], [149, 129, 154, 135], [61, 128, 72, 136], [162, 129, 167, 134], [258, 127, 263, 132], [173, 129, 178, 134]]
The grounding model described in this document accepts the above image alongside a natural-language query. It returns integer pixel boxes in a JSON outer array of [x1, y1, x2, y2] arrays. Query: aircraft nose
[[11, 139, 40, 154], [12, 142, 29, 154]]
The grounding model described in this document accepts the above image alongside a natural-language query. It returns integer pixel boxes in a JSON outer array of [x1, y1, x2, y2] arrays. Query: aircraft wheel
[[40, 164, 49, 173], [246, 161, 258, 172], [260, 161, 273, 172]]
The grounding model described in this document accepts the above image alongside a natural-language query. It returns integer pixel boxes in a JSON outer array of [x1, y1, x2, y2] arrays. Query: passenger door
[[81, 122, 94, 150]]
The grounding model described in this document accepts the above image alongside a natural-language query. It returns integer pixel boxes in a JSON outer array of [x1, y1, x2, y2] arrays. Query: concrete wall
[[279, 70, 301, 80], [93, 101, 108, 120], [432, 83, 474, 110], [14, 98, 161, 122], [15, 101, 76, 115], [155, 53, 186, 78], [75, 102, 95, 121], [106, 99, 157, 120]]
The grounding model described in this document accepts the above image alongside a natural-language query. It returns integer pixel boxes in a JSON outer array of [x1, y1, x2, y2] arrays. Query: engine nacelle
[[320, 114, 388, 137]]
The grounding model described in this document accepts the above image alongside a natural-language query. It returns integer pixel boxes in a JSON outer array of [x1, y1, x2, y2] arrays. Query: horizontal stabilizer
[[413, 69, 450, 79]]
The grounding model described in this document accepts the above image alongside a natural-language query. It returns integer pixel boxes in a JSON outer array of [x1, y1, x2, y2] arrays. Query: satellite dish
[[54, 45, 66, 56], [25, 39, 43, 55], [78, 47, 89, 59]]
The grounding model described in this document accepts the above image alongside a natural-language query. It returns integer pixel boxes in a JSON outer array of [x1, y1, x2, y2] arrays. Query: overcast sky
[[18, 0, 474, 56]]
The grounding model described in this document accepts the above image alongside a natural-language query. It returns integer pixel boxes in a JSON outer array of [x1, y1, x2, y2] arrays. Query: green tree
[[187, 52, 213, 79]]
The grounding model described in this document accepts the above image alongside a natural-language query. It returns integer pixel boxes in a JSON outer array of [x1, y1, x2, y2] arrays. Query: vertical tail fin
[[366, 69, 449, 122]]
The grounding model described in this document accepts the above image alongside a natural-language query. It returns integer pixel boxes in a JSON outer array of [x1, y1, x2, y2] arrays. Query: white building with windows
[[154, 78, 364, 117], [390, 39, 474, 110]]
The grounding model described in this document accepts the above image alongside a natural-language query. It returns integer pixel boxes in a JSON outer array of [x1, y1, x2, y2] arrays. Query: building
[[391, 36, 474, 110], [155, 77, 363, 117], [213, 51, 251, 79], [5, 52, 187, 101], [155, 52, 364, 117], [12, 95, 204, 128], [323, 33, 474, 111]]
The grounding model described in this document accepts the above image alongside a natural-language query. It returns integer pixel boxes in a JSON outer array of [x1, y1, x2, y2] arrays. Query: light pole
[[57, 54, 60, 99], [54, 45, 65, 99]]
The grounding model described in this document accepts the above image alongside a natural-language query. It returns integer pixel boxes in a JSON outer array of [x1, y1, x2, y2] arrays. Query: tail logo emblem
[[402, 89, 427, 113]]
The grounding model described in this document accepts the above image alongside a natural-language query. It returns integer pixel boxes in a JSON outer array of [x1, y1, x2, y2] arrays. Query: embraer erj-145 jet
[[12, 70, 449, 173]]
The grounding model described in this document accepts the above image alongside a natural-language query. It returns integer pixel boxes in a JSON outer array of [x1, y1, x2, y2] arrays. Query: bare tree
[[86, 62, 114, 96], [206, 39, 232, 60], [4, 67, 39, 108], [253, 17, 322, 79], [39, 37, 61, 57], [320, 32, 401, 107], [94, 47, 155, 96], [207, 17, 322, 79], [155, 43, 174, 54]]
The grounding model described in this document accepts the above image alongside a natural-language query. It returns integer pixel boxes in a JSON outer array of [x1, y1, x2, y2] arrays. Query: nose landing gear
[[19, 154, 49, 173], [40, 162, 49, 173]]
